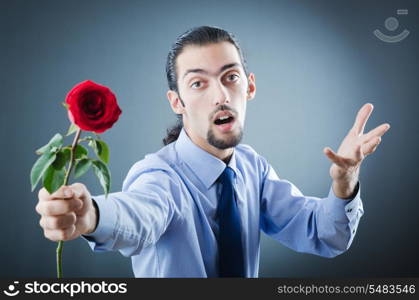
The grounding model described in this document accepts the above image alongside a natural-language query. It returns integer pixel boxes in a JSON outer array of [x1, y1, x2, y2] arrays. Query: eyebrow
[[182, 63, 240, 80]]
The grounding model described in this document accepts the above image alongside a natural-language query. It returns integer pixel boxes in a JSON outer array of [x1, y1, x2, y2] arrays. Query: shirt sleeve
[[259, 161, 364, 258], [81, 169, 181, 257]]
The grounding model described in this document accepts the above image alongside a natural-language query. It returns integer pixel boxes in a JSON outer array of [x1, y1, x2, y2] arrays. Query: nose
[[213, 81, 229, 106]]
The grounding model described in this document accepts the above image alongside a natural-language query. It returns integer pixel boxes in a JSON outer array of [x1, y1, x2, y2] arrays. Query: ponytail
[[162, 115, 183, 145]]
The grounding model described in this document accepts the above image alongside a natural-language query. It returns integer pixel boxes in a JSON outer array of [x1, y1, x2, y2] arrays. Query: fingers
[[36, 198, 82, 216], [354, 143, 364, 161], [362, 123, 390, 144], [352, 103, 374, 135], [38, 187, 50, 202], [362, 136, 382, 156], [38, 186, 75, 202], [39, 211, 78, 242], [43, 225, 77, 242], [69, 183, 88, 200], [323, 147, 359, 167], [323, 147, 347, 168], [36, 183, 89, 216], [36, 183, 91, 242], [39, 212, 77, 230]]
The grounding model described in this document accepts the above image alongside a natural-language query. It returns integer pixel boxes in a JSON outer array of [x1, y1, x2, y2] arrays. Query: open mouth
[[214, 115, 235, 125], [213, 111, 236, 132]]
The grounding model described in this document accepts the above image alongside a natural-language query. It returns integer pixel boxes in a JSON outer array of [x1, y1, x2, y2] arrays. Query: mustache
[[209, 105, 238, 120]]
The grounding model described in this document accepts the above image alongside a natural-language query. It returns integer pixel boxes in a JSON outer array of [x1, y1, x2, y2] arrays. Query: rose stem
[[57, 127, 82, 279]]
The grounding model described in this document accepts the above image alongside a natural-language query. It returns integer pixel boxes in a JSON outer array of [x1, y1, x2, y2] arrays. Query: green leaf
[[30, 152, 57, 191], [96, 140, 110, 164], [66, 123, 79, 136], [43, 165, 65, 194], [60, 145, 86, 159], [35, 133, 63, 155], [88, 139, 110, 164], [52, 148, 71, 170], [88, 139, 98, 155], [92, 160, 111, 197], [62, 102, 69, 109], [74, 158, 92, 179], [74, 144, 88, 159], [62, 147, 72, 158]]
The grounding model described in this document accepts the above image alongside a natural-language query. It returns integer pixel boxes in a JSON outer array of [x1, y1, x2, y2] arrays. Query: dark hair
[[162, 25, 248, 145]]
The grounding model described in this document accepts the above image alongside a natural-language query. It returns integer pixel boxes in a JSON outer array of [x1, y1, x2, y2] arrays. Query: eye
[[226, 73, 239, 82], [191, 81, 202, 89]]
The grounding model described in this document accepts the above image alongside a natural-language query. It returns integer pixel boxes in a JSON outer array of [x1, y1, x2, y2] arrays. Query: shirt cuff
[[322, 181, 362, 223], [81, 194, 118, 247]]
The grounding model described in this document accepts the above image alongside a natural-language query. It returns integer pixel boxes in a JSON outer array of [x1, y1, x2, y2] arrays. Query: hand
[[36, 183, 98, 241], [323, 103, 390, 198]]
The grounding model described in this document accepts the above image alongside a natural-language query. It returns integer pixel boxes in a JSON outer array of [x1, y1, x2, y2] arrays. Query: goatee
[[207, 126, 243, 150]]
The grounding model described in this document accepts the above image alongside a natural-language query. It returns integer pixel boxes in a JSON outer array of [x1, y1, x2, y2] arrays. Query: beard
[[207, 125, 243, 150]]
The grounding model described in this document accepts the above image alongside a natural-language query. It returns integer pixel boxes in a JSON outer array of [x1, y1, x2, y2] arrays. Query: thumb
[[69, 183, 90, 201], [323, 147, 337, 161], [323, 147, 345, 168]]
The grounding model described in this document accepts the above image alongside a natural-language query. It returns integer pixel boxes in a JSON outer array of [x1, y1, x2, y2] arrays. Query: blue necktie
[[217, 166, 245, 277]]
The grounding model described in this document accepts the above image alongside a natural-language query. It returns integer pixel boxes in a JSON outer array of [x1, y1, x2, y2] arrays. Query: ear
[[246, 72, 256, 101], [167, 90, 185, 114]]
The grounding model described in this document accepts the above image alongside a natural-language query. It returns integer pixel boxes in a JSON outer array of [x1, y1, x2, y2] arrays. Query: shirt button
[[352, 229, 356, 234]]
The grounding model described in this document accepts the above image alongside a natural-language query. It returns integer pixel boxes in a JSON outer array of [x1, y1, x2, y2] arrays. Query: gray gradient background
[[1, 0, 418, 277]]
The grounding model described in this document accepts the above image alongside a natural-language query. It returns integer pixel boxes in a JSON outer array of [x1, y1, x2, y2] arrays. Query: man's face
[[168, 41, 256, 154]]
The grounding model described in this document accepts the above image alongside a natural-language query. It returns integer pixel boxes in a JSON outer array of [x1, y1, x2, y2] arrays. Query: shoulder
[[236, 143, 266, 159], [122, 143, 180, 192], [235, 143, 270, 176]]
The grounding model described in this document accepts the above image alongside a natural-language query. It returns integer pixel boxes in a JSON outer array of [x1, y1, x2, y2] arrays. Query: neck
[[184, 128, 233, 163]]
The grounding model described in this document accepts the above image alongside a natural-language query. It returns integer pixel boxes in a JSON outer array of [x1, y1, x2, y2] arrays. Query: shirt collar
[[175, 128, 238, 189]]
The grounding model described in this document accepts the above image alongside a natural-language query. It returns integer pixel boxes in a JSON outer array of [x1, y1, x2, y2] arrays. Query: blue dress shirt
[[83, 128, 364, 277]]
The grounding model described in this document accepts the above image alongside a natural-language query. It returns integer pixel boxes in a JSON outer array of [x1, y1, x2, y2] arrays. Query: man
[[36, 26, 390, 277]]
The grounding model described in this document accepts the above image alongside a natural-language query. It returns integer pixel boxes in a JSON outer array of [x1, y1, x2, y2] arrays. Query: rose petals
[[65, 80, 122, 133]]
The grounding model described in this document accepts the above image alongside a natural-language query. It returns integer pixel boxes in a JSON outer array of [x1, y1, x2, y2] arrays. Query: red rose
[[65, 80, 122, 133]]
